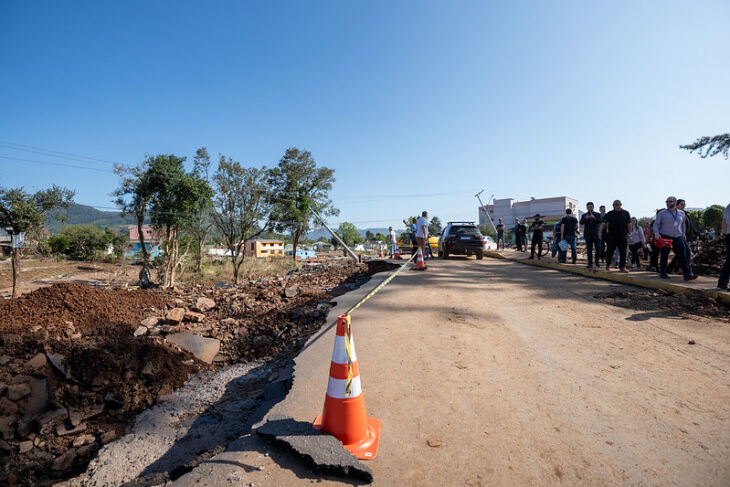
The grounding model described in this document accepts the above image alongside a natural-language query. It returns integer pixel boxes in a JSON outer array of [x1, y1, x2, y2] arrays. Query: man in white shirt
[[388, 226, 397, 258], [415, 211, 429, 258], [717, 203, 730, 291]]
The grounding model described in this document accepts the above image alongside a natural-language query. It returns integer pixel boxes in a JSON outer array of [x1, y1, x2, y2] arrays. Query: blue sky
[[1, 0, 728, 229]]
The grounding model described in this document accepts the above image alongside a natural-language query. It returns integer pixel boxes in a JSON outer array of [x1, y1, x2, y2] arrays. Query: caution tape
[[342, 253, 418, 395], [345, 252, 417, 317]]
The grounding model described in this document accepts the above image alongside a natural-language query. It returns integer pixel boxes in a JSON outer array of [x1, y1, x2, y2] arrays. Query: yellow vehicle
[[398, 232, 439, 254]]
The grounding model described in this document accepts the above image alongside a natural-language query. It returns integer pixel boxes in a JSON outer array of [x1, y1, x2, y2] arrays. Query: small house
[[245, 239, 285, 258], [125, 225, 162, 259]]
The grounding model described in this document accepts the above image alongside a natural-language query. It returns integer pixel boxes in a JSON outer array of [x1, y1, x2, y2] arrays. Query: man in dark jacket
[[528, 215, 545, 260], [580, 202, 602, 268], [600, 200, 632, 272], [513, 218, 523, 251]]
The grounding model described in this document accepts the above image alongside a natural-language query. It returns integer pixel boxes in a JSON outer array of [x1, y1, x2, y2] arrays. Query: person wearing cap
[[715, 202, 730, 291], [652, 196, 696, 280], [600, 200, 631, 272], [528, 214, 545, 260]]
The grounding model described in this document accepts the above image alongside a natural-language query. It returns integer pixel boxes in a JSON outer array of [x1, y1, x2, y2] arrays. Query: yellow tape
[[343, 314, 353, 396], [345, 252, 417, 317]]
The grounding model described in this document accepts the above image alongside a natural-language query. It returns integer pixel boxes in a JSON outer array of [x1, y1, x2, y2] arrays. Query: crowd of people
[[503, 197, 730, 291]]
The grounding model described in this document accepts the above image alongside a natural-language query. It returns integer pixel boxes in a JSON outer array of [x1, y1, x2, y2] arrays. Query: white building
[[479, 196, 579, 226]]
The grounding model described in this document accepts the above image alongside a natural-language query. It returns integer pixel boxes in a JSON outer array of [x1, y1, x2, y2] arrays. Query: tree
[[374, 232, 386, 242], [429, 216, 443, 235], [112, 162, 154, 274], [702, 205, 725, 230], [184, 147, 215, 273], [680, 133, 729, 159], [60, 224, 110, 260], [212, 157, 273, 284], [365, 230, 374, 241], [269, 148, 338, 261], [337, 222, 362, 247], [145, 154, 214, 287], [0, 185, 74, 298]]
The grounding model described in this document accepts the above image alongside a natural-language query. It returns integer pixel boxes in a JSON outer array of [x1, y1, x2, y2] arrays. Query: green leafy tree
[[0, 185, 74, 298], [189, 147, 214, 273], [680, 133, 729, 159], [112, 162, 154, 270], [145, 154, 214, 287], [365, 230, 374, 241], [429, 216, 443, 235], [60, 224, 110, 260], [374, 232, 386, 242], [269, 148, 338, 261], [702, 204, 725, 230], [337, 222, 363, 247], [212, 157, 273, 284]]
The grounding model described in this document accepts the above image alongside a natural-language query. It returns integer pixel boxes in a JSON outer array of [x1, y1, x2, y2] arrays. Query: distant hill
[[46, 204, 139, 233]]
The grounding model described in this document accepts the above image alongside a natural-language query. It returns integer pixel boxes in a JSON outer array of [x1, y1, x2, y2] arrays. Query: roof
[[252, 239, 284, 243]]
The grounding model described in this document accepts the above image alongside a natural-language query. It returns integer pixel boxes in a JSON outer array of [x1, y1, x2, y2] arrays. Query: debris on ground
[[594, 289, 730, 322], [0, 258, 369, 487], [692, 238, 727, 277]]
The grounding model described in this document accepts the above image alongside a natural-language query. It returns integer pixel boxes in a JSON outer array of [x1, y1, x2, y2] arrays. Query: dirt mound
[[692, 238, 727, 277], [0, 259, 370, 486], [0, 283, 169, 335], [594, 289, 730, 322]]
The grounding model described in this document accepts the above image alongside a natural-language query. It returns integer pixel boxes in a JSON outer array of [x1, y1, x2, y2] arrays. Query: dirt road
[[173, 257, 730, 486]]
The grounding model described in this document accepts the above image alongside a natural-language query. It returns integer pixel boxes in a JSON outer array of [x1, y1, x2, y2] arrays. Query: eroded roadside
[[0, 258, 376, 487]]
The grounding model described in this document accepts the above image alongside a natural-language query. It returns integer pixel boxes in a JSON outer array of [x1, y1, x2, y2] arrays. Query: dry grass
[[180, 256, 298, 286]]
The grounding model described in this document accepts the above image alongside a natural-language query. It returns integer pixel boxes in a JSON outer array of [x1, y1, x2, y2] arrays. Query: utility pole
[[310, 207, 359, 263], [475, 190, 497, 233]]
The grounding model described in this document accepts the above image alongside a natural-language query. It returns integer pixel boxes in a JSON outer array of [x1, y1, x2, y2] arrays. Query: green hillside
[[46, 204, 140, 233]]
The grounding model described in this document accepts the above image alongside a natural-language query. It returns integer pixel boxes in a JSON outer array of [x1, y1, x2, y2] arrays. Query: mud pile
[[0, 258, 369, 486]]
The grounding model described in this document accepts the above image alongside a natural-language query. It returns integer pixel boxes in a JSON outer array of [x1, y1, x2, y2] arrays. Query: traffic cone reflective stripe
[[393, 245, 400, 259], [314, 314, 381, 459], [414, 249, 426, 269]]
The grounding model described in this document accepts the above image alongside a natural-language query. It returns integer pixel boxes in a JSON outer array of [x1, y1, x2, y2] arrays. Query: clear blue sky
[[1, 0, 728, 229]]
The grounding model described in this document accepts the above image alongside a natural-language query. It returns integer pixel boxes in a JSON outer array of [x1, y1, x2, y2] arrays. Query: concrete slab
[[166, 333, 221, 364]]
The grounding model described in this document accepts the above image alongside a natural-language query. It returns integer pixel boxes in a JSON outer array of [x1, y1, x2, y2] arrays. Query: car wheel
[[476, 252, 483, 260]]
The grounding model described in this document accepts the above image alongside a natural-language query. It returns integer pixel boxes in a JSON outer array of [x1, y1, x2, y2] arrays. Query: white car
[[483, 236, 497, 251]]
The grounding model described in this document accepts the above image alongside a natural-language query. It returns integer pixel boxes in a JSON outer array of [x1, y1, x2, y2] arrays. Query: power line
[[0, 140, 123, 167], [0, 155, 114, 173]]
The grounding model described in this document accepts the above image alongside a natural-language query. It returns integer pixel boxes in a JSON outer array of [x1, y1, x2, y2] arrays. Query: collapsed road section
[[0, 258, 374, 487]]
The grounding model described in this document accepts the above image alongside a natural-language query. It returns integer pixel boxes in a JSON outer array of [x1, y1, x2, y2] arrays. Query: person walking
[[580, 202, 601, 268], [716, 202, 730, 291], [669, 199, 695, 274], [652, 196, 696, 280], [513, 218, 523, 251], [496, 218, 505, 250], [598, 205, 607, 264], [528, 214, 545, 260], [647, 210, 661, 272], [628, 217, 646, 268], [600, 200, 631, 272], [559, 208, 579, 264], [415, 211, 429, 261], [388, 226, 397, 258]]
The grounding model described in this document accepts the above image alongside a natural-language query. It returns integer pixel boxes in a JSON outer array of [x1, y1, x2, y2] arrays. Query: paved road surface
[[173, 257, 730, 486]]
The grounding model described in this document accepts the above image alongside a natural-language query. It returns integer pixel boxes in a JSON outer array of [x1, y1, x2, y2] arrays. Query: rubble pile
[[692, 238, 727, 277], [594, 289, 730, 322], [0, 258, 369, 486]]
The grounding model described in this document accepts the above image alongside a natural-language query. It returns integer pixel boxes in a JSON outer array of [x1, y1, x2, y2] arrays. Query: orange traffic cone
[[393, 245, 400, 260], [378, 248, 384, 258], [314, 315, 381, 460], [413, 248, 426, 270]]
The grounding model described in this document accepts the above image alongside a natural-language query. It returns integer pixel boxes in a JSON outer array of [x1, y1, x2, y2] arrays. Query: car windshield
[[450, 226, 480, 235]]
